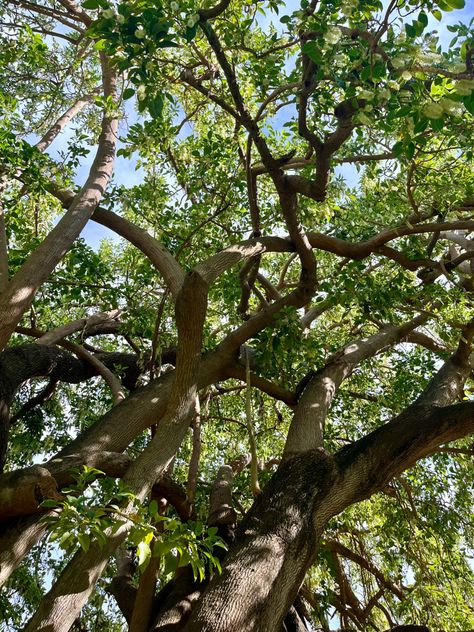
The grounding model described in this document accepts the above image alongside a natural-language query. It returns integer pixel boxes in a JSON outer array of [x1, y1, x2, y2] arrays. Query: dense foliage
[[0, 0, 474, 630]]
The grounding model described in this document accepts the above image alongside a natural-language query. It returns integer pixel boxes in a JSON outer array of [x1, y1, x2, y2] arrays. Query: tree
[[0, 0, 473, 629]]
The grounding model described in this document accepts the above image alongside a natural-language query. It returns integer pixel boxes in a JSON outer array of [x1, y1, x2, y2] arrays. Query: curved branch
[[35, 310, 122, 346], [284, 314, 429, 458], [10, 377, 58, 425], [223, 364, 296, 406], [50, 189, 185, 299], [0, 344, 141, 469], [198, 0, 231, 20], [336, 400, 474, 512], [324, 539, 404, 601]]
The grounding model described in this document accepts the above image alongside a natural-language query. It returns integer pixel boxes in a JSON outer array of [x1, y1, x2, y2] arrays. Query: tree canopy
[[0, 0, 474, 630]]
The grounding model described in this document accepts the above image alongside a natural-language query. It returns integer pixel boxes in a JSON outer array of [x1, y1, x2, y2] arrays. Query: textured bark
[[281, 605, 309, 631], [150, 456, 248, 631], [151, 568, 207, 632], [23, 271, 210, 632], [35, 92, 97, 153], [0, 452, 131, 522], [186, 398, 202, 506], [0, 513, 49, 585], [183, 450, 337, 632], [335, 401, 474, 508], [0, 58, 117, 351], [107, 548, 137, 624], [180, 347, 474, 632], [22, 519, 131, 632], [0, 344, 141, 471], [0, 465, 63, 521], [129, 552, 160, 632]]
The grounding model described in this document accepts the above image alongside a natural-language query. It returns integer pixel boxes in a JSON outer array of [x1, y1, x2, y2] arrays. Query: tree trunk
[[182, 450, 337, 632]]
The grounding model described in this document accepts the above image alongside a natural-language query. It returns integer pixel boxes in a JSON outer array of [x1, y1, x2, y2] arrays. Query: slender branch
[[180, 69, 243, 122], [186, 396, 202, 506], [55, 0, 92, 26], [324, 539, 404, 600], [198, 0, 231, 20], [223, 364, 296, 407], [251, 151, 394, 175], [244, 348, 261, 496], [0, 179, 9, 293], [10, 378, 58, 425], [61, 341, 126, 405], [35, 91, 99, 153], [7, 0, 85, 32]]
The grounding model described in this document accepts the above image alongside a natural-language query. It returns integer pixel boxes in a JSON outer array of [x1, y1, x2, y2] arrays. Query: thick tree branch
[[0, 56, 118, 351], [284, 314, 429, 458], [23, 270, 209, 632], [336, 400, 474, 511]]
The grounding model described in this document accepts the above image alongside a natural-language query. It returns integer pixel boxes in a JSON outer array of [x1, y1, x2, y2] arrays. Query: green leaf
[[148, 93, 164, 119], [40, 498, 60, 508], [431, 117, 444, 131], [435, 0, 453, 10], [418, 12, 428, 27], [123, 88, 135, 100], [360, 65, 372, 82], [302, 41, 321, 64], [463, 94, 474, 115], [163, 552, 179, 575], [153, 539, 175, 557], [178, 549, 192, 567], [137, 541, 151, 570], [82, 0, 100, 8], [156, 40, 179, 49], [392, 141, 404, 157], [59, 531, 73, 547], [406, 141, 415, 160], [77, 533, 90, 552], [405, 23, 416, 38], [413, 117, 428, 134], [371, 62, 386, 80], [184, 24, 198, 42]]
